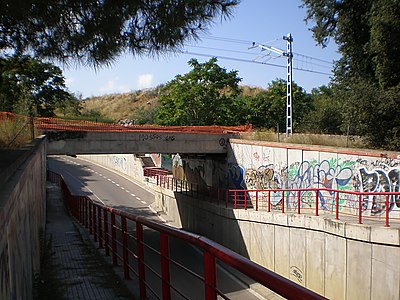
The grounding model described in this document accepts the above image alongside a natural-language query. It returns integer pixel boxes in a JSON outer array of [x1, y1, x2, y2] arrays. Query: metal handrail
[[48, 170, 326, 300]]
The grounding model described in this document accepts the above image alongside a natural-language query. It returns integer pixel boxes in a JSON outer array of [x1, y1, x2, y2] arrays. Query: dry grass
[[81, 88, 160, 121], [240, 130, 367, 149], [0, 120, 35, 148]]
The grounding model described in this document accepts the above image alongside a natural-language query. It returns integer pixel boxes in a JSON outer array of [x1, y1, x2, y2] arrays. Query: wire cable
[[178, 50, 332, 75]]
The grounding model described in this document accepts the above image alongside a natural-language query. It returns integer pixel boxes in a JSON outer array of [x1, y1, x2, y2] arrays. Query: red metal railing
[[151, 174, 400, 227], [143, 167, 170, 178], [48, 170, 326, 300]]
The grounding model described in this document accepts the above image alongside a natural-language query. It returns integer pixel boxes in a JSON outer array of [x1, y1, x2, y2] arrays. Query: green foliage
[[243, 79, 312, 131], [156, 58, 241, 126], [0, 55, 73, 116], [303, 86, 343, 134], [302, 0, 400, 149], [0, 0, 239, 66], [131, 105, 159, 125]]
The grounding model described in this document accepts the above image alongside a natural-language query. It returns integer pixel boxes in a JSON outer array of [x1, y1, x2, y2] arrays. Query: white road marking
[[116, 183, 120, 187], [111, 181, 116, 184], [141, 201, 147, 204], [130, 194, 136, 197], [120, 187, 125, 190], [136, 197, 141, 200]]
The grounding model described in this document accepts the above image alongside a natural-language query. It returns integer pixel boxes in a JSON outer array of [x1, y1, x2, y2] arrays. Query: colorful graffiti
[[228, 155, 400, 215], [359, 167, 400, 214]]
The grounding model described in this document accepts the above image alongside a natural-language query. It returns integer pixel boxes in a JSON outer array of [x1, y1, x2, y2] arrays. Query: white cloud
[[98, 77, 130, 94], [137, 74, 154, 89]]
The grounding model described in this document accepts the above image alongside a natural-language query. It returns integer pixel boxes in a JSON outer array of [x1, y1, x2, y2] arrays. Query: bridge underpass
[[45, 130, 234, 155], [3, 113, 395, 298]]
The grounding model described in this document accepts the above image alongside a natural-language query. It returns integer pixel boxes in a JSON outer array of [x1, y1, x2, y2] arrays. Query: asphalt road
[[47, 155, 272, 300]]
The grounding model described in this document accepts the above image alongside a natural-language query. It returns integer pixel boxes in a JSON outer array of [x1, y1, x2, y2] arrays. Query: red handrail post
[[244, 192, 247, 210], [256, 191, 258, 211], [89, 202, 93, 235], [93, 204, 97, 242], [85, 199, 89, 229], [281, 191, 285, 213], [204, 251, 217, 300], [121, 216, 130, 279], [335, 192, 339, 220], [385, 195, 389, 227], [160, 233, 171, 300], [97, 205, 103, 249], [104, 208, 109, 256], [136, 223, 146, 298], [234, 191, 237, 209], [315, 191, 319, 217], [268, 190, 271, 212], [78, 196, 82, 223], [111, 212, 117, 265], [358, 194, 362, 224], [297, 190, 301, 214]]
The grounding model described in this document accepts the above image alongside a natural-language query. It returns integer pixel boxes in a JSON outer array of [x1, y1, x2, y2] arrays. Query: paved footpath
[[41, 182, 135, 300]]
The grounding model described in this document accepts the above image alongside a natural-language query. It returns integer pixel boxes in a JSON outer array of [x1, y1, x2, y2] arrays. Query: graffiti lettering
[[164, 135, 175, 141], [139, 133, 162, 141], [112, 156, 127, 171], [359, 168, 400, 215], [290, 266, 303, 283]]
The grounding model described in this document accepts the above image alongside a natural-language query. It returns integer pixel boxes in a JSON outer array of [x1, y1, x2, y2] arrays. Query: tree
[[244, 79, 311, 131], [302, 0, 400, 149], [156, 58, 241, 126], [0, 55, 73, 116], [0, 0, 239, 66], [304, 85, 343, 134]]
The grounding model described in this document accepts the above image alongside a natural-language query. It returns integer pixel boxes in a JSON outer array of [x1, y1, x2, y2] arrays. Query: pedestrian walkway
[[38, 182, 134, 300]]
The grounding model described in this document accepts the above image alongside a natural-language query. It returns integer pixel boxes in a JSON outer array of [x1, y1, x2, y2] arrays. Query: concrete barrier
[[0, 137, 47, 300], [154, 188, 400, 300], [78, 149, 400, 300]]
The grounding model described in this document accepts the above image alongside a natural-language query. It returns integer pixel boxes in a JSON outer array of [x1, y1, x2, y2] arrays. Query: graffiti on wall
[[112, 156, 127, 171], [358, 167, 400, 214], [229, 154, 400, 215]]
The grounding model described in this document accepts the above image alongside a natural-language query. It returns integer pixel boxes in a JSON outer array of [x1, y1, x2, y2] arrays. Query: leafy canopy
[[302, 0, 400, 149], [0, 0, 239, 66], [156, 58, 241, 126], [241, 79, 312, 131], [0, 55, 73, 116]]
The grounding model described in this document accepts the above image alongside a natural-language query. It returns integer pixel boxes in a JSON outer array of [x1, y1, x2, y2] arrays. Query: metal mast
[[251, 33, 294, 136], [283, 33, 293, 136]]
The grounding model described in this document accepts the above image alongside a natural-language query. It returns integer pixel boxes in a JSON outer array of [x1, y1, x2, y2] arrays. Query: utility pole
[[283, 34, 293, 136], [251, 33, 294, 136]]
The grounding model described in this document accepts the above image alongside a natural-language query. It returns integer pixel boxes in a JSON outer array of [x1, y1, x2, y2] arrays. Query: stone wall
[[0, 137, 47, 300]]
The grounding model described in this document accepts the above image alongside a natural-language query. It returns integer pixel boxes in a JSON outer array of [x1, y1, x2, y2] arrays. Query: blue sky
[[61, 0, 340, 98]]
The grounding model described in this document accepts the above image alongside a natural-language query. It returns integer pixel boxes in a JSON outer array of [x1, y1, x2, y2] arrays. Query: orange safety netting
[[0, 112, 252, 134]]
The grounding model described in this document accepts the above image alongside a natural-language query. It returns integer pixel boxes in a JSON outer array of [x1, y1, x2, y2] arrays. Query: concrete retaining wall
[[155, 188, 400, 300], [80, 154, 145, 182], [78, 142, 400, 299], [227, 139, 400, 219], [0, 137, 47, 300]]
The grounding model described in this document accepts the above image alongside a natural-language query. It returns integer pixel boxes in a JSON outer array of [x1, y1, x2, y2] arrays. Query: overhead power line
[[179, 50, 332, 76]]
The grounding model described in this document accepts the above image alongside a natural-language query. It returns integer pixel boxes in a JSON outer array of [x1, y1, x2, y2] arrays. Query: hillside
[[81, 84, 265, 122], [81, 86, 162, 121]]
